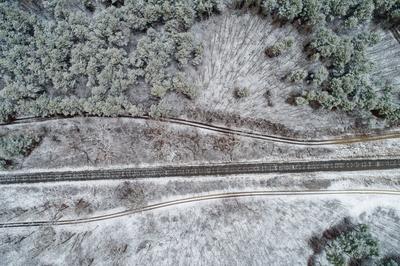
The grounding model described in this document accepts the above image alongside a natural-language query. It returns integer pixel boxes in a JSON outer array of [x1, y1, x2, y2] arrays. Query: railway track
[[1, 189, 399, 228], [1, 158, 399, 185], [1, 29, 400, 229], [1, 115, 400, 146]]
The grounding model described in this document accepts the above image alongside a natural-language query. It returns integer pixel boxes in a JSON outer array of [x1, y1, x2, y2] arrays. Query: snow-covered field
[[1, 117, 400, 173], [1, 170, 399, 265], [1, 9, 400, 266], [186, 12, 355, 133]]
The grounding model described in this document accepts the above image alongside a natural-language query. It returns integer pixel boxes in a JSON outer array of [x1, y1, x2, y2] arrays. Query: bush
[[276, 0, 303, 21], [301, 0, 323, 25], [0, 134, 41, 159], [295, 96, 308, 106], [149, 103, 170, 119], [0, 158, 7, 170], [265, 37, 294, 57], [310, 27, 342, 59], [311, 66, 329, 86], [287, 69, 308, 83], [325, 224, 379, 266], [172, 73, 198, 99], [234, 87, 250, 98], [344, 0, 375, 29], [0, 100, 15, 123], [379, 259, 400, 266]]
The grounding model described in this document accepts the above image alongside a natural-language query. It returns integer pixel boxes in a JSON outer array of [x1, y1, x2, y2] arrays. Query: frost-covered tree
[[310, 27, 341, 59], [344, 0, 375, 28], [0, 158, 7, 170], [0, 99, 15, 122], [0, 132, 41, 170], [295, 96, 308, 106], [93, 7, 130, 47], [276, 0, 303, 20], [325, 224, 379, 266], [172, 73, 198, 99], [0, 134, 41, 158], [0, 0, 399, 125], [260, 0, 277, 14], [287, 69, 308, 83], [0, 0, 221, 120], [171, 32, 202, 68], [326, 0, 353, 17], [379, 258, 400, 266], [300, 0, 323, 25], [332, 39, 353, 70], [149, 103, 170, 119], [311, 65, 329, 86], [373, 0, 399, 25], [194, 0, 222, 16]]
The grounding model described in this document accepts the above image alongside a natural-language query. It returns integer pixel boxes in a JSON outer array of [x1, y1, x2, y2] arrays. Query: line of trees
[[235, 0, 399, 27], [0, 0, 221, 122], [1, 0, 399, 124], [298, 27, 400, 124], [235, 0, 400, 124]]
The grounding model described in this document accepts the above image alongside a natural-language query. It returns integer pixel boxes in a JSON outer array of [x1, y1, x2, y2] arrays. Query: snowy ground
[[1, 117, 400, 172], [368, 28, 400, 89], [158, 11, 400, 138], [1, 13, 399, 172], [1, 10, 399, 266], [1, 170, 399, 265]]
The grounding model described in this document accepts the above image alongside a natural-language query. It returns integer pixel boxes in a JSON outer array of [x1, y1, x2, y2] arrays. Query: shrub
[[174, 33, 195, 67], [265, 37, 294, 57], [82, 96, 132, 117], [287, 69, 308, 83], [276, 0, 303, 21], [344, 0, 375, 29], [0, 134, 41, 159], [301, 0, 323, 25], [311, 66, 329, 86], [325, 224, 379, 266], [379, 259, 400, 266], [0, 158, 7, 170], [149, 103, 169, 119], [0, 100, 15, 123], [151, 83, 171, 98], [295, 96, 308, 106], [310, 27, 342, 59], [234, 87, 250, 98], [172, 73, 198, 99], [261, 0, 278, 14]]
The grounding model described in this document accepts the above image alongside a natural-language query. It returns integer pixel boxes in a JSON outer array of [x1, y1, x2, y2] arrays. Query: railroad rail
[[1, 189, 399, 228], [1, 159, 399, 184]]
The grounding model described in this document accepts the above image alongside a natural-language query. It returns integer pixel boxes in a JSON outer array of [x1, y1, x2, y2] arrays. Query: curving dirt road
[[1, 158, 399, 184], [1, 189, 399, 228], [2, 115, 400, 146]]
